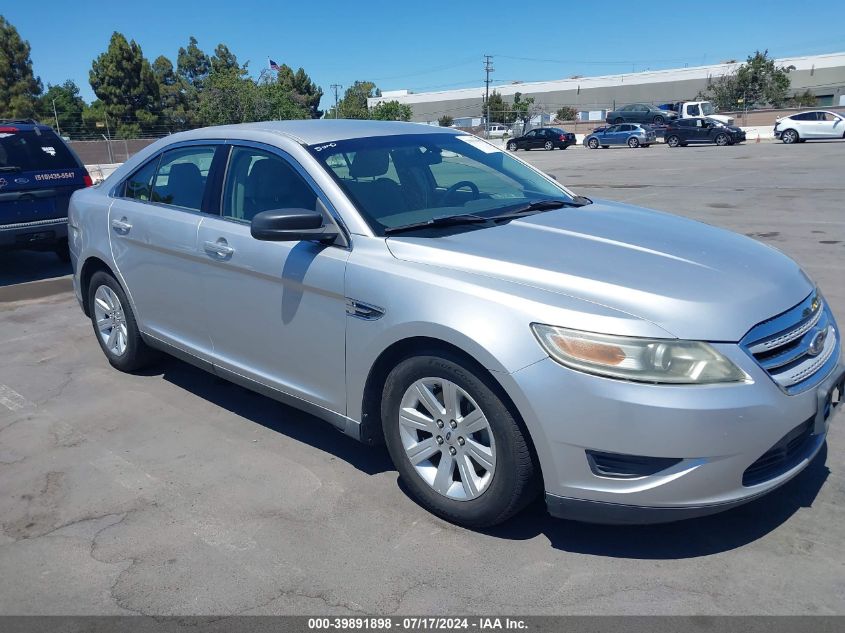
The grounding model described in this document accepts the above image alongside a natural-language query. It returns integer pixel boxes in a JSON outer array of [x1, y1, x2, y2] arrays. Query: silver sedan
[[69, 120, 844, 527]]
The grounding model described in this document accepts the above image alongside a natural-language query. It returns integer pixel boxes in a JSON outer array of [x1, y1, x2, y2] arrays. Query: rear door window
[[0, 128, 79, 172]]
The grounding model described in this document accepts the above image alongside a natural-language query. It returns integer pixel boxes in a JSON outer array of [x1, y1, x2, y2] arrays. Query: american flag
[[268, 59, 281, 71]]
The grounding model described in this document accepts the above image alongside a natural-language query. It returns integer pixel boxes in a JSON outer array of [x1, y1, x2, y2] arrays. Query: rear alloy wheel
[[507, 141, 517, 151], [782, 129, 799, 144], [543, 140, 554, 150], [88, 271, 158, 372], [715, 133, 729, 146], [382, 354, 538, 527], [587, 138, 599, 149], [666, 135, 681, 148], [628, 137, 640, 148]]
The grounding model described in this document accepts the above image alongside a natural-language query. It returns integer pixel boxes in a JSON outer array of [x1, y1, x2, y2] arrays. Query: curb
[[0, 275, 74, 304]]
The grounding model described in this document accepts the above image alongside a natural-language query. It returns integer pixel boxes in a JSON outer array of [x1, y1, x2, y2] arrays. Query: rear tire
[[543, 140, 554, 150], [87, 271, 158, 372], [628, 137, 640, 148], [381, 354, 539, 528]]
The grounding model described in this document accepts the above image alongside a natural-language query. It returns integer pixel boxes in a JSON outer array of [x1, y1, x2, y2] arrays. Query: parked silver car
[[584, 123, 656, 149], [69, 121, 844, 527]]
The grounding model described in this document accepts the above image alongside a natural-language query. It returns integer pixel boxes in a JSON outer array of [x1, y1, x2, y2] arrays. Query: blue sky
[[5, 0, 844, 107]]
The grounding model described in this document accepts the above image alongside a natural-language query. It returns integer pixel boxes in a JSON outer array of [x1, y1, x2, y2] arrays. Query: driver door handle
[[111, 217, 132, 233], [204, 239, 235, 257]]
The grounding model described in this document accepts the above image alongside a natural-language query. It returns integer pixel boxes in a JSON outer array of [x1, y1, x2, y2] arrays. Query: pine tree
[[275, 64, 323, 118], [0, 15, 42, 118]]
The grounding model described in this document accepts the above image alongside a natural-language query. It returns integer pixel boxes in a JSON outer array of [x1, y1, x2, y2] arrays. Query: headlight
[[531, 324, 747, 384]]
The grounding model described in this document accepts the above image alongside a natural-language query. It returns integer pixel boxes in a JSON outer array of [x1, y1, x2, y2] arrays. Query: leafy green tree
[[89, 32, 160, 137], [177, 36, 210, 88], [556, 106, 577, 121], [326, 80, 379, 119], [210, 43, 243, 75], [256, 79, 311, 121], [370, 100, 412, 121], [790, 89, 816, 107], [511, 92, 536, 130], [0, 15, 42, 118], [38, 80, 85, 135], [438, 115, 453, 127], [275, 64, 323, 118], [704, 50, 793, 110], [483, 90, 509, 124], [152, 56, 192, 131]]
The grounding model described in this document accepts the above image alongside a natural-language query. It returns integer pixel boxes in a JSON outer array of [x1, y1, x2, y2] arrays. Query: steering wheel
[[441, 180, 480, 206]]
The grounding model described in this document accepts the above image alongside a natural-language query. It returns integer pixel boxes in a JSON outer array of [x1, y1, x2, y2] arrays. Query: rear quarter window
[[0, 128, 80, 172]]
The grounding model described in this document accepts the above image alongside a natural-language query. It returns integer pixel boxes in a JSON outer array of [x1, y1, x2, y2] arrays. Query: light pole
[[52, 99, 61, 136]]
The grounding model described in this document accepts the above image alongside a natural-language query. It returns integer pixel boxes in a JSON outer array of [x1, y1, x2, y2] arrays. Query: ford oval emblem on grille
[[808, 329, 827, 356]]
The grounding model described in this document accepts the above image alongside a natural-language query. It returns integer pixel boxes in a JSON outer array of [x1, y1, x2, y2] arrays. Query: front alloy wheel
[[782, 129, 799, 144], [399, 377, 496, 500], [715, 133, 729, 146], [588, 138, 599, 149], [507, 141, 517, 151]]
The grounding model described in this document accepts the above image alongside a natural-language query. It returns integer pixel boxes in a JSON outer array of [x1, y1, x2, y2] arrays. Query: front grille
[[741, 292, 839, 394], [586, 450, 682, 479], [742, 417, 815, 486]]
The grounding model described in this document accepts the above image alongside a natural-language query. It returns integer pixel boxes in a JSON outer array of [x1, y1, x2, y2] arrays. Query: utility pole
[[330, 84, 342, 118], [52, 99, 61, 136], [483, 54, 493, 138]]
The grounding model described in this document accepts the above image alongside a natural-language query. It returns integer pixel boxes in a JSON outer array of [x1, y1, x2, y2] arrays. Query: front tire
[[782, 129, 799, 144], [587, 138, 599, 149], [88, 271, 158, 372], [381, 354, 538, 528], [507, 141, 517, 151], [653, 115, 665, 125], [715, 133, 729, 146]]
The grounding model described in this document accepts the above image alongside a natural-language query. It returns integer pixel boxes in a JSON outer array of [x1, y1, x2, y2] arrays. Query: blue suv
[[1, 120, 91, 261]]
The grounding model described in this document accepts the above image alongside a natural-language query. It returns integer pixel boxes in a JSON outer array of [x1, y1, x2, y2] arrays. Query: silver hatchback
[[69, 121, 844, 527]]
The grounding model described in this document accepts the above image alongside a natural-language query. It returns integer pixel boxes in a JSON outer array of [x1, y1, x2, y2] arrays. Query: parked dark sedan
[[606, 103, 678, 125], [506, 127, 576, 151], [664, 118, 746, 147]]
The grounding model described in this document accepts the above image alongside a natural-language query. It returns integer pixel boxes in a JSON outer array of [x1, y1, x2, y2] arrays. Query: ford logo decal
[[808, 329, 827, 356]]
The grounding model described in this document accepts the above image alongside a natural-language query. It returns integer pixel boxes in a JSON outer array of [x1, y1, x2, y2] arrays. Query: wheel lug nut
[[436, 419, 444, 428], [449, 446, 457, 456], [457, 437, 465, 446], [436, 436, 444, 445], [449, 419, 457, 429]]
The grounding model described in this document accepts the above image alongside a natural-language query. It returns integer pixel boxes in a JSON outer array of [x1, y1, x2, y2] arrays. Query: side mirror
[[250, 208, 338, 243]]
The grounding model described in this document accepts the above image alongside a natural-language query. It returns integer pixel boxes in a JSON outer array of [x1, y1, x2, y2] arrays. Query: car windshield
[[701, 102, 716, 115], [705, 117, 725, 127], [309, 133, 574, 234]]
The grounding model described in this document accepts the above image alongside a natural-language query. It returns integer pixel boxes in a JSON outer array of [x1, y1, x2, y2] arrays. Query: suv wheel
[[381, 354, 538, 527], [666, 135, 681, 148], [782, 129, 799, 144], [88, 271, 158, 372], [587, 138, 599, 149], [628, 137, 640, 148], [715, 133, 729, 146], [543, 140, 554, 150]]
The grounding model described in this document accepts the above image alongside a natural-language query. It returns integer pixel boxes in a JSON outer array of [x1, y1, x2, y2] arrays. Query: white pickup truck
[[674, 101, 735, 125]]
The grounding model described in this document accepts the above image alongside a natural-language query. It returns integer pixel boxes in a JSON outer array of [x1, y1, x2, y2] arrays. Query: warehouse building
[[368, 52, 845, 124]]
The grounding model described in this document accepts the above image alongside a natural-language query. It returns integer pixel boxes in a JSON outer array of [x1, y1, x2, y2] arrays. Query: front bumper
[[0, 217, 68, 249], [500, 346, 844, 524]]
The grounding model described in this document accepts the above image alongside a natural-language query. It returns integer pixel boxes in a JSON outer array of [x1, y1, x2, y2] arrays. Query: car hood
[[385, 200, 813, 341]]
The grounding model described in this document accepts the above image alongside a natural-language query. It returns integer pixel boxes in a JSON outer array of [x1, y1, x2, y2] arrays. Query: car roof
[[165, 119, 460, 146], [0, 120, 56, 133]]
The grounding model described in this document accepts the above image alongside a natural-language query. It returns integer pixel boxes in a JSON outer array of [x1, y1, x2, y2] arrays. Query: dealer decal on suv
[[34, 172, 76, 181]]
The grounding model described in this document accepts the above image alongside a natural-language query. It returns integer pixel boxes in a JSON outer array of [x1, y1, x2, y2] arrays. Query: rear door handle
[[204, 239, 235, 257], [111, 217, 132, 233]]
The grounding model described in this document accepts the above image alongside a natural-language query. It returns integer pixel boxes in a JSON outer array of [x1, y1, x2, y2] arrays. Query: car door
[[633, 105, 649, 124], [196, 143, 350, 413], [817, 112, 843, 138], [600, 125, 616, 144], [109, 143, 218, 356]]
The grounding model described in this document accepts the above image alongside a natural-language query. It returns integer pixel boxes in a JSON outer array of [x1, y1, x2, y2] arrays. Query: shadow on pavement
[[144, 355, 830, 558], [148, 356, 394, 477], [0, 249, 71, 287]]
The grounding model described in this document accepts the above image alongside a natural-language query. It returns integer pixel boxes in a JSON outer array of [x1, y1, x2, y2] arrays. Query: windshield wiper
[[487, 197, 591, 222], [384, 214, 491, 235]]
